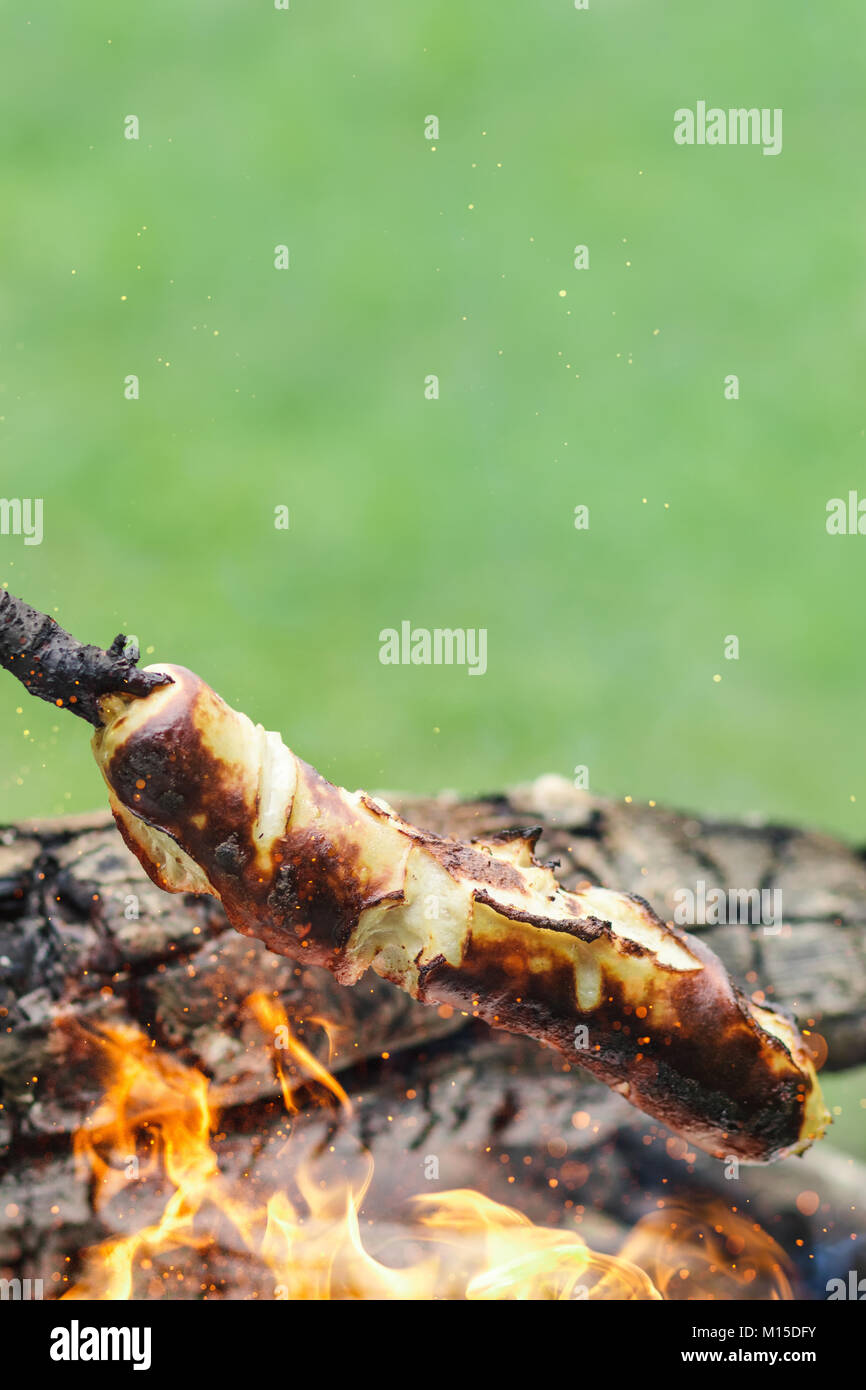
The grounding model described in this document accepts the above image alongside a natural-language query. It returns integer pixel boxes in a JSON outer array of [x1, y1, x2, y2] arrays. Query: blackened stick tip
[[0, 588, 173, 725]]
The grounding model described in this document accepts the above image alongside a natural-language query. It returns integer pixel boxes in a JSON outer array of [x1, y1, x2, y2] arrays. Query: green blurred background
[[1, 5, 864, 1137]]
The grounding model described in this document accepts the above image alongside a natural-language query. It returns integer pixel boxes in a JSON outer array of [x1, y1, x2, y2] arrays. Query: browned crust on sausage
[[93, 669, 829, 1163]]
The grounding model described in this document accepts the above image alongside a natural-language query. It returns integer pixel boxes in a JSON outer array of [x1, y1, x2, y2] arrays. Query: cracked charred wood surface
[[1, 776, 865, 1154]]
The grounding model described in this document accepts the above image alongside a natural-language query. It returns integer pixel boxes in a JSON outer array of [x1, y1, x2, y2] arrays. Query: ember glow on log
[[0, 593, 830, 1164]]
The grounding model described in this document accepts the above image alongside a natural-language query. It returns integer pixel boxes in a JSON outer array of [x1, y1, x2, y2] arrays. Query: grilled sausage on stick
[[0, 591, 828, 1163], [87, 661, 828, 1164]]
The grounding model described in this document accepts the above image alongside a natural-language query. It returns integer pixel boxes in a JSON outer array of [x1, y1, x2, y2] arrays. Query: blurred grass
[[0, 0, 864, 1157], [2, 0, 864, 839]]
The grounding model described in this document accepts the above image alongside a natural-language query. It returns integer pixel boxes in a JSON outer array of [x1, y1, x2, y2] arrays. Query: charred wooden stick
[[0, 596, 830, 1163], [0, 589, 170, 726]]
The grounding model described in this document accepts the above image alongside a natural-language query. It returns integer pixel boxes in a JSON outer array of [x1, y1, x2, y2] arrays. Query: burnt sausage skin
[[92, 665, 829, 1163]]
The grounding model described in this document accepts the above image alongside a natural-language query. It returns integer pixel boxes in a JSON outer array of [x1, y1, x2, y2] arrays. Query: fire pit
[[2, 779, 865, 1301]]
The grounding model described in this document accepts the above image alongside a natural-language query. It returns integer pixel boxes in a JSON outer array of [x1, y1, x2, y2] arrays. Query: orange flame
[[60, 1001, 793, 1301], [245, 991, 352, 1117], [615, 1202, 794, 1300]]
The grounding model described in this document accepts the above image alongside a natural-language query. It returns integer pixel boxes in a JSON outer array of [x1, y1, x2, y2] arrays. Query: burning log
[[3, 780, 863, 1142], [0, 591, 835, 1161], [5, 783, 861, 1145], [0, 805, 863, 1298], [3, 1019, 863, 1300]]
